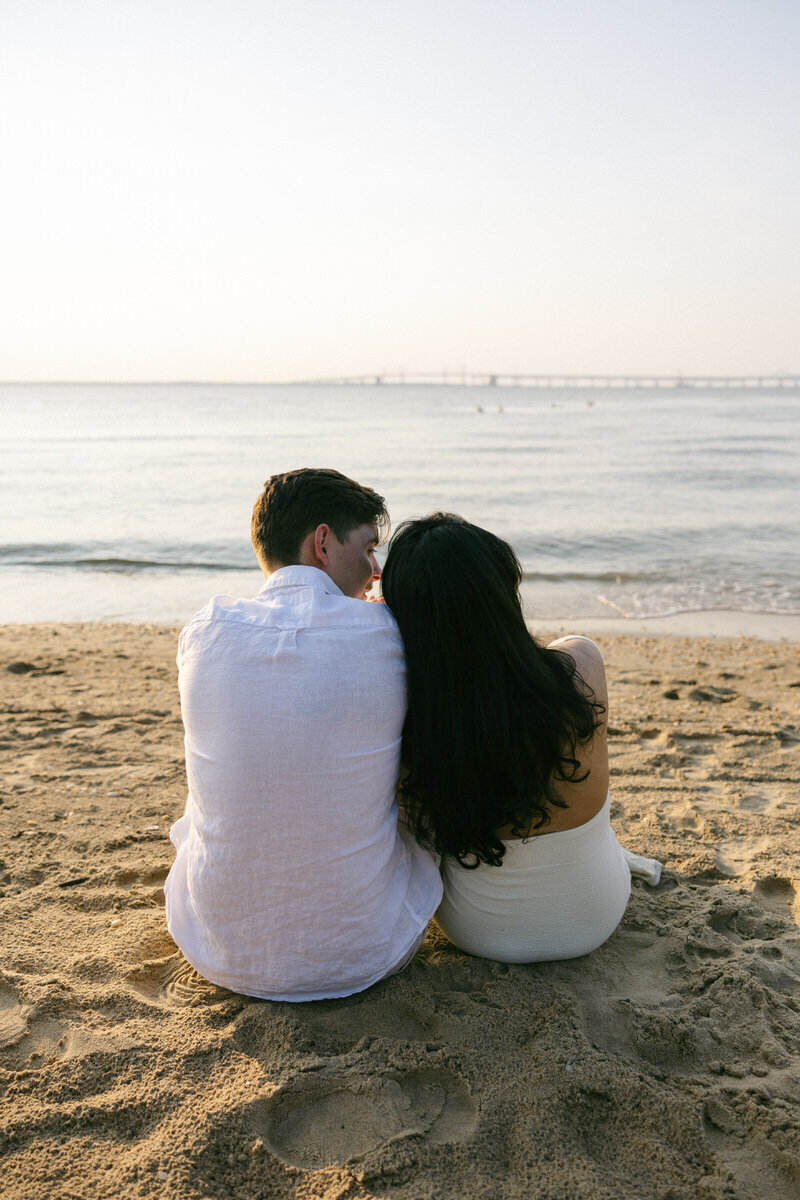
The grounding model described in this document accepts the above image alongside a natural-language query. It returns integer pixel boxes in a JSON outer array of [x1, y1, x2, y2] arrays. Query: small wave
[[596, 594, 632, 617], [521, 569, 661, 584], [79, 557, 250, 571], [8, 557, 252, 572], [0, 543, 253, 572], [596, 595, 800, 620], [610, 603, 800, 621]]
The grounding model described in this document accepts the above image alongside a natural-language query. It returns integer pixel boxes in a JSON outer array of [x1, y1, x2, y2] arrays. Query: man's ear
[[297, 524, 333, 571], [313, 523, 330, 566]]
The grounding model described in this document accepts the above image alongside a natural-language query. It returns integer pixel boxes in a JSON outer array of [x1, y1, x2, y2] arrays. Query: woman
[[380, 513, 631, 963]]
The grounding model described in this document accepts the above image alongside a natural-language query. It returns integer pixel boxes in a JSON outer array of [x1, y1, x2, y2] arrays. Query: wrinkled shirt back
[[164, 566, 442, 1001]]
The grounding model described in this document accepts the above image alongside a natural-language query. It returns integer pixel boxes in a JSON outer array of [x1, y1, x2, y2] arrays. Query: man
[[164, 468, 442, 1001]]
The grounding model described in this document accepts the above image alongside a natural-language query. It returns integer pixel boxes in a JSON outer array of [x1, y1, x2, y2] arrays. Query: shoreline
[[528, 608, 800, 642], [2, 623, 799, 1199]]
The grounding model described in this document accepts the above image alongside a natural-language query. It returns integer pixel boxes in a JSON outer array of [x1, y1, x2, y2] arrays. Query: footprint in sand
[[737, 783, 793, 815], [114, 865, 169, 907], [673, 732, 719, 754], [704, 1093, 800, 1196], [754, 876, 799, 923], [688, 685, 738, 703], [714, 835, 774, 880], [0, 983, 32, 1051], [738, 793, 769, 812], [125, 954, 229, 1007], [0, 981, 65, 1067], [700, 894, 800, 993], [252, 1067, 477, 1169], [114, 866, 169, 888], [293, 996, 437, 1056]]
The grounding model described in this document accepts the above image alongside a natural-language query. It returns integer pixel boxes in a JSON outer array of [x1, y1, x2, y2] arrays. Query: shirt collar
[[257, 565, 345, 599]]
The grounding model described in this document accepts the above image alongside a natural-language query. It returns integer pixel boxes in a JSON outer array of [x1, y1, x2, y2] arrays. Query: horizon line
[[2, 371, 800, 387]]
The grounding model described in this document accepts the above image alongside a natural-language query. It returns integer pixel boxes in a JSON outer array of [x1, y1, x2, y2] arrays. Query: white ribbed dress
[[435, 794, 630, 963]]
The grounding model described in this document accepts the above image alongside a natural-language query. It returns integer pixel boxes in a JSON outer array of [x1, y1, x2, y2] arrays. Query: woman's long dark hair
[[381, 514, 603, 868]]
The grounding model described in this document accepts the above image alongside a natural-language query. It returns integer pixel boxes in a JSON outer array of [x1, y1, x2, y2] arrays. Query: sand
[[1, 623, 799, 1200]]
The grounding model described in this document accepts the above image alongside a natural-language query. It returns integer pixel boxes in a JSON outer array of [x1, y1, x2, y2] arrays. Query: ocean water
[[1, 382, 798, 625]]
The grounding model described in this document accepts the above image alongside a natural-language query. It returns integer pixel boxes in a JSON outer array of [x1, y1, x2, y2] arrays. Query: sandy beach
[[1, 622, 799, 1200]]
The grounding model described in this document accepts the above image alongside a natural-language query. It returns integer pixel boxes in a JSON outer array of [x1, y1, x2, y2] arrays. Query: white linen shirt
[[164, 566, 442, 1002]]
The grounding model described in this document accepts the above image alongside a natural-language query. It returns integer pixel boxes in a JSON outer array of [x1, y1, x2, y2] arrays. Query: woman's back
[[436, 635, 629, 961], [496, 635, 609, 837], [381, 516, 632, 964]]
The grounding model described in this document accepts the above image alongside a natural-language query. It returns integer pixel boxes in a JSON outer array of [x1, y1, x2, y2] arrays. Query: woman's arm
[[540, 635, 610, 830]]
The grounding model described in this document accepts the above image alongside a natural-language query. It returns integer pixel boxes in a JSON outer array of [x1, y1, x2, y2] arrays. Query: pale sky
[[1, 0, 798, 381]]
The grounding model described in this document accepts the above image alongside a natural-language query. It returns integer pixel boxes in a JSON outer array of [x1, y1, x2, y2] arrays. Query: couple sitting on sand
[[164, 467, 635, 1002]]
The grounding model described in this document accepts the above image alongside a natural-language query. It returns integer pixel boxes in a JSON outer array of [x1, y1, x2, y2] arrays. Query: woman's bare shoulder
[[547, 635, 607, 702], [547, 634, 604, 667]]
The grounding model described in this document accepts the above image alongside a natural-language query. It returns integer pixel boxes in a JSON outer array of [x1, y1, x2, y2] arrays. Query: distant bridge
[[289, 372, 800, 389]]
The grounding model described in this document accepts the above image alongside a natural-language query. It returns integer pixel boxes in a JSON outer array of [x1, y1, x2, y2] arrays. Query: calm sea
[[1, 383, 798, 625]]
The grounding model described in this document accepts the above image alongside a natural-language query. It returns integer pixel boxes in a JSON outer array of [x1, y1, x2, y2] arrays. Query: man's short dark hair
[[251, 468, 389, 571]]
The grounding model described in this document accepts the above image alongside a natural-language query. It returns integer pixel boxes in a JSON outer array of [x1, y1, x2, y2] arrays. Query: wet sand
[[1, 623, 799, 1199]]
